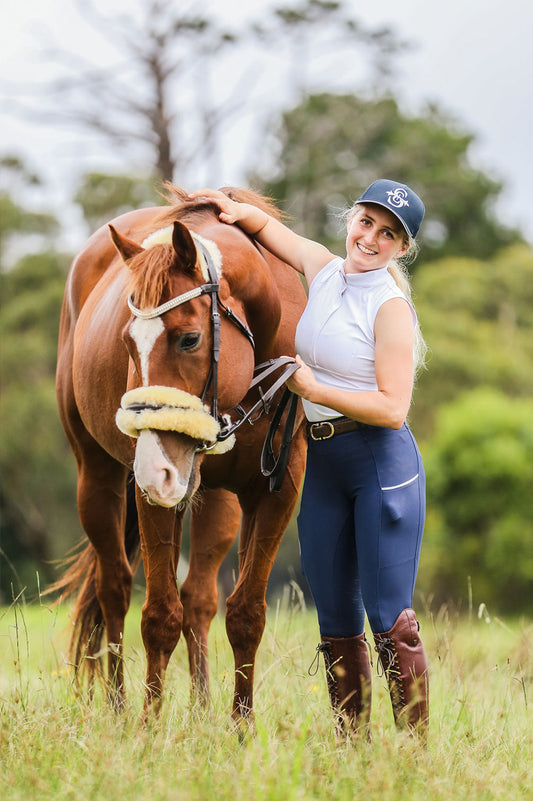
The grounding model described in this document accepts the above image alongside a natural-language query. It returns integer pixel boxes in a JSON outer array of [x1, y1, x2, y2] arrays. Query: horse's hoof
[[230, 711, 256, 744]]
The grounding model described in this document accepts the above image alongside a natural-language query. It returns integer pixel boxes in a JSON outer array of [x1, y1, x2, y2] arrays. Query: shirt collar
[[340, 262, 390, 286]]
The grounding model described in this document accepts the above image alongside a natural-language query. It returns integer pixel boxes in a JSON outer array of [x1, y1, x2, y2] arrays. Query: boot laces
[[308, 641, 331, 676], [374, 637, 395, 677]]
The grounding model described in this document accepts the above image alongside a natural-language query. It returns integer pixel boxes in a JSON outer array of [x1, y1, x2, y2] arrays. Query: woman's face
[[345, 204, 408, 273]]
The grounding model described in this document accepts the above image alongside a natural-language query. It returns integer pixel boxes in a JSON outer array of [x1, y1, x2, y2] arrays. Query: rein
[[260, 388, 299, 492], [123, 233, 300, 487], [215, 356, 299, 443]]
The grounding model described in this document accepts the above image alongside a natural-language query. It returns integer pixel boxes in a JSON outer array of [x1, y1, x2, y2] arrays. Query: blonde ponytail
[[387, 250, 427, 377]]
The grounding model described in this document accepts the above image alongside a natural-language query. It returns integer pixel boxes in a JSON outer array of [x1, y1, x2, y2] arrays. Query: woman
[[189, 180, 429, 741]]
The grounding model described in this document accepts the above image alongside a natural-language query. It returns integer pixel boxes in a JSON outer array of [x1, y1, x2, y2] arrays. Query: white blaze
[[130, 316, 165, 385]]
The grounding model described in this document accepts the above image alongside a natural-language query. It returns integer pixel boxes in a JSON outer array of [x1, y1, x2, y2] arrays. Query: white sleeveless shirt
[[294, 257, 415, 422]]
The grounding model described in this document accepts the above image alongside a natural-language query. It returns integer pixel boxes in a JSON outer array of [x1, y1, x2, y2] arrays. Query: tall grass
[[1, 589, 531, 801]]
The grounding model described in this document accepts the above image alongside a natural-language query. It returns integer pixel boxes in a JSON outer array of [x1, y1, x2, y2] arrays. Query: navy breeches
[[297, 423, 425, 636]]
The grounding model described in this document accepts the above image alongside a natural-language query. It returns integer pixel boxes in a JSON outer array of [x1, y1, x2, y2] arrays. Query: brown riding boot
[[313, 633, 372, 739], [373, 608, 429, 742]]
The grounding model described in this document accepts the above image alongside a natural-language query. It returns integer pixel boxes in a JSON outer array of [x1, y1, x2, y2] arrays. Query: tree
[[419, 388, 533, 613], [0, 156, 58, 264], [251, 0, 409, 93], [251, 93, 522, 263], [10, 0, 241, 183], [0, 249, 83, 602], [408, 243, 533, 613], [0, 160, 80, 602], [411, 244, 533, 437], [6, 1, 406, 188], [74, 172, 162, 232]]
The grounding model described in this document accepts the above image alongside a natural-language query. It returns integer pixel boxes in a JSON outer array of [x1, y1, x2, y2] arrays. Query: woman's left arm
[[287, 298, 415, 429]]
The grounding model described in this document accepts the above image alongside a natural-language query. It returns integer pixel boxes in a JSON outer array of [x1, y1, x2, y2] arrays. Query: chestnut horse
[[54, 186, 307, 721]]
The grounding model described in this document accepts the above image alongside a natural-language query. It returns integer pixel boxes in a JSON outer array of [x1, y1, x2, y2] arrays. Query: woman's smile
[[356, 242, 377, 256], [345, 204, 407, 273]]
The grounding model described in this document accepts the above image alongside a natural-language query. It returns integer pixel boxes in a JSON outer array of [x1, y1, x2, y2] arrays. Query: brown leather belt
[[306, 417, 362, 441]]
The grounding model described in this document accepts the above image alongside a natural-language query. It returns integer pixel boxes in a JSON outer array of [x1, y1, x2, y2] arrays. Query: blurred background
[[1, 0, 532, 617]]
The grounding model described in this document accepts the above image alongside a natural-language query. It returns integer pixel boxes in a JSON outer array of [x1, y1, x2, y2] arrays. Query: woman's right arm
[[188, 188, 333, 283]]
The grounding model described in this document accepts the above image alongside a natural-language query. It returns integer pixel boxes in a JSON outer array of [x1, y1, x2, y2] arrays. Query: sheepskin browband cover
[[116, 386, 235, 455]]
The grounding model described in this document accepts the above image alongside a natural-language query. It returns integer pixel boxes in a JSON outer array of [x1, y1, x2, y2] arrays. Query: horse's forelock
[[127, 183, 284, 311], [128, 244, 176, 310]]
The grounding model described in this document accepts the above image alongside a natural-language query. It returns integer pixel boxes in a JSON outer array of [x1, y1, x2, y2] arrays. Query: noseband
[[119, 232, 299, 459]]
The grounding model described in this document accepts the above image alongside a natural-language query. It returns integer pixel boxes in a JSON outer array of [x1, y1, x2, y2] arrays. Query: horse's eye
[[176, 332, 201, 351]]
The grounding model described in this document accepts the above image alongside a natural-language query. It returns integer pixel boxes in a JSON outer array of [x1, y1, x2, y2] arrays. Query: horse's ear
[[109, 224, 144, 264], [172, 221, 198, 274]]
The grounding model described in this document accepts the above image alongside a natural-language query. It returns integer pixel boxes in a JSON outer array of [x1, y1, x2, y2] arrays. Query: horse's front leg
[[181, 487, 241, 705], [226, 440, 305, 724], [76, 448, 133, 708], [136, 488, 183, 717]]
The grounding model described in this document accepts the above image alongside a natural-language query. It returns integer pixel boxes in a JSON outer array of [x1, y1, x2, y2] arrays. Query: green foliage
[[412, 244, 533, 436], [0, 155, 58, 262], [412, 246, 533, 612], [0, 192, 58, 266], [74, 172, 162, 232], [419, 388, 533, 612], [0, 250, 81, 602], [252, 93, 522, 263]]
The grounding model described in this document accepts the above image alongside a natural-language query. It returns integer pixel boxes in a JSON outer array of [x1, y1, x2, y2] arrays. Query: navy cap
[[356, 179, 425, 239]]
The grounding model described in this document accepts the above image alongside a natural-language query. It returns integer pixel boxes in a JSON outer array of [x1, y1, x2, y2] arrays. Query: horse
[[54, 185, 308, 721]]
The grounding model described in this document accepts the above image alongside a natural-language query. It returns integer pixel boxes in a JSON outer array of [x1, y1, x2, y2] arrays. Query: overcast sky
[[1, 0, 532, 243]]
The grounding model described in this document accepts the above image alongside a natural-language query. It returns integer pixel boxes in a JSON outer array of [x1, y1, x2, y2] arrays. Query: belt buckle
[[310, 421, 335, 441]]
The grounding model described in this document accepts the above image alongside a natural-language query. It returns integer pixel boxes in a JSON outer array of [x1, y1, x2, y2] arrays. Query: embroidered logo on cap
[[386, 188, 410, 208]]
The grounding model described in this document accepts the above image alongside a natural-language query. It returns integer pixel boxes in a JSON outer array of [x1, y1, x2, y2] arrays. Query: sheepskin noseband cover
[[116, 385, 235, 454]]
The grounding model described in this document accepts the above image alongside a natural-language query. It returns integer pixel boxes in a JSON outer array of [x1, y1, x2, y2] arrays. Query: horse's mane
[[157, 183, 284, 226], [128, 184, 283, 310]]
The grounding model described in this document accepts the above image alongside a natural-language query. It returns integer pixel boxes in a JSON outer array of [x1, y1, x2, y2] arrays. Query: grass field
[[1, 590, 531, 801]]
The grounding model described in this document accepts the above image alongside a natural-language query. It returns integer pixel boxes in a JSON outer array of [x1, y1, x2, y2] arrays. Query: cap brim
[[356, 199, 414, 239]]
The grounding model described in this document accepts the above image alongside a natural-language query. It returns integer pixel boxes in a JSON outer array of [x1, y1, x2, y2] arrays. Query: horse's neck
[[192, 220, 305, 359]]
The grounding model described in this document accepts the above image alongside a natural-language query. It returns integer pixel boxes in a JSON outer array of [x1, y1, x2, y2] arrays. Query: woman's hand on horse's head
[[188, 188, 269, 236], [188, 188, 241, 225]]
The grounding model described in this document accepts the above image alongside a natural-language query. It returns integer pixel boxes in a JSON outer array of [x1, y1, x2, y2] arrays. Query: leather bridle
[[127, 238, 300, 462]]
